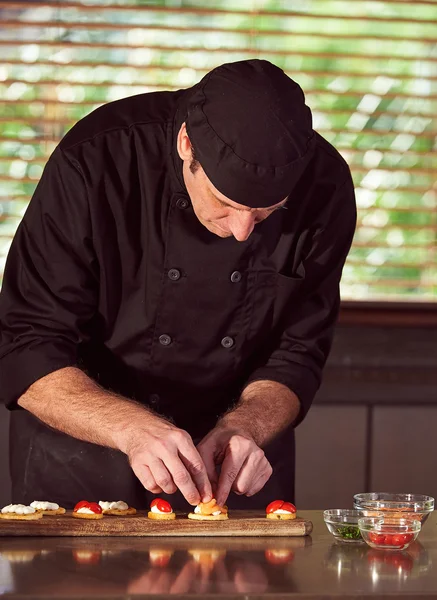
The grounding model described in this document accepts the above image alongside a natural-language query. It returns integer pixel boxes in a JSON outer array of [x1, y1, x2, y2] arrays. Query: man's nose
[[228, 211, 256, 242]]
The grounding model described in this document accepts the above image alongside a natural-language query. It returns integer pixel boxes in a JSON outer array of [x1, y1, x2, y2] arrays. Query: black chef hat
[[185, 59, 316, 208]]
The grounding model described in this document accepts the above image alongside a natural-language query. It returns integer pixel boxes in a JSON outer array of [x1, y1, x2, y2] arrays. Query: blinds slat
[[352, 243, 437, 249], [2, 61, 437, 83], [2, 180, 436, 199], [345, 0, 437, 5], [347, 260, 436, 269], [2, 104, 435, 120], [2, 1, 436, 25], [2, 117, 436, 131], [2, 135, 435, 158], [340, 279, 436, 288], [3, 80, 437, 102], [1, 194, 436, 212], [2, 40, 437, 63], [3, 20, 436, 44], [3, 105, 436, 121], [2, 135, 433, 152], [2, 157, 435, 177], [357, 222, 436, 231]]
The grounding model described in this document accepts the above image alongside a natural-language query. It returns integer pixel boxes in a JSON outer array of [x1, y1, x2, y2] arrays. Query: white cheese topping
[[273, 509, 292, 514], [193, 505, 221, 516], [99, 501, 128, 511], [76, 507, 95, 515], [1, 504, 35, 515], [151, 504, 173, 514], [30, 501, 59, 511]]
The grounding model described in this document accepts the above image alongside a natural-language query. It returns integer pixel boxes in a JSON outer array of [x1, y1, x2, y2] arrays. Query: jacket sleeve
[[0, 147, 98, 409], [244, 173, 357, 426]]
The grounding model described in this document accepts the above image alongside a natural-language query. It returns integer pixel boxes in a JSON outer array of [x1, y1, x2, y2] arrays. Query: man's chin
[[205, 222, 232, 238]]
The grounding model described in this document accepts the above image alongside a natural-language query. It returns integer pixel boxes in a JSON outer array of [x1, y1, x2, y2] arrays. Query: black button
[[159, 334, 172, 346], [230, 271, 242, 283], [221, 336, 235, 349], [168, 268, 181, 281], [149, 393, 160, 405], [176, 198, 189, 209]]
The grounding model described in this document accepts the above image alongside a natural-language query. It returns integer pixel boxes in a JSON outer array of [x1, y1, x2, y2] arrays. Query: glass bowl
[[354, 493, 434, 524], [358, 516, 421, 551], [323, 509, 382, 543]]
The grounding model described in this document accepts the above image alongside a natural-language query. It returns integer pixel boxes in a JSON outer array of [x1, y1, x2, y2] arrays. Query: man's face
[[177, 124, 287, 242]]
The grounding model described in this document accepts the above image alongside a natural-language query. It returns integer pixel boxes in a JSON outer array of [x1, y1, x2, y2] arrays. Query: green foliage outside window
[[1, 0, 436, 298]]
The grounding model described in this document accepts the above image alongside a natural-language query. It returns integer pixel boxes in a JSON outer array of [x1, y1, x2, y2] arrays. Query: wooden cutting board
[[0, 510, 312, 537]]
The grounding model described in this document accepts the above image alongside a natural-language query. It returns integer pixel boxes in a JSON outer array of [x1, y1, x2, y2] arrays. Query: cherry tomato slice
[[73, 500, 102, 514], [265, 549, 295, 565], [149, 551, 172, 567], [87, 502, 102, 514], [266, 500, 284, 514], [151, 498, 172, 513], [73, 500, 91, 512], [72, 550, 102, 565], [281, 502, 297, 514]]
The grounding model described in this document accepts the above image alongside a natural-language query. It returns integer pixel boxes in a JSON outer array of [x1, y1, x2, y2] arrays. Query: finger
[[231, 456, 252, 496], [231, 451, 269, 496], [150, 570, 172, 594], [246, 462, 273, 497], [196, 439, 218, 488], [148, 459, 178, 495], [164, 454, 203, 505], [215, 449, 246, 507], [215, 561, 232, 593], [170, 561, 198, 595], [127, 570, 154, 594], [197, 449, 219, 499], [197, 563, 212, 594], [234, 563, 269, 593], [179, 439, 213, 503], [131, 463, 163, 494]]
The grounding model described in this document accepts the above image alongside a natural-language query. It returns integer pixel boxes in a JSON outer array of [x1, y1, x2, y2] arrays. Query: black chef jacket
[[0, 88, 356, 509]]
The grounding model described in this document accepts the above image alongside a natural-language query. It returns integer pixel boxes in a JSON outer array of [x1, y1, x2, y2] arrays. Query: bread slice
[[36, 507, 66, 516], [147, 511, 176, 520], [266, 512, 296, 520], [72, 512, 103, 520], [104, 507, 137, 516], [0, 512, 43, 520], [187, 512, 228, 521]]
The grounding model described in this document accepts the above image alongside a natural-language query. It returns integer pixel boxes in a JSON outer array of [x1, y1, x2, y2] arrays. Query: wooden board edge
[[0, 512, 313, 537]]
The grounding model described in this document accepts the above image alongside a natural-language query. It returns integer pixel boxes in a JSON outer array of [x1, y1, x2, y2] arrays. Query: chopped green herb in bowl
[[324, 510, 383, 544], [337, 525, 362, 540]]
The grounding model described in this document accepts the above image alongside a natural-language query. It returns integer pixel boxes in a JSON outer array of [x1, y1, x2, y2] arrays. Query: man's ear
[[177, 122, 192, 161]]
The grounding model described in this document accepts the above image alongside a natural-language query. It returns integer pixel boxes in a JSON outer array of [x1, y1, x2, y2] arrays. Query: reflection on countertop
[[0, 535, 310, 597], [2, 511, 437, 598], [325, 539, 431, 583]]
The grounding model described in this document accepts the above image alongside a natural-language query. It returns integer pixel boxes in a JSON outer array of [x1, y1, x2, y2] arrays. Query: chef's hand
[[196, 426, 273, 506], [124, 414, 213, 506]]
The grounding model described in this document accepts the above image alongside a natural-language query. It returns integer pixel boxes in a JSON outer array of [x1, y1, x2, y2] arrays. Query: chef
[[0, 59, 356, 510]]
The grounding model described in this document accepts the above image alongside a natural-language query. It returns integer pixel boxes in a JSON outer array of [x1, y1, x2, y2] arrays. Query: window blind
[[1, 0, 436, 299]]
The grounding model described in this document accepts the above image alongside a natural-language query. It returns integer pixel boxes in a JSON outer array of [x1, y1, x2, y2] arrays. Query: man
[[0, 59, 356, 510]]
